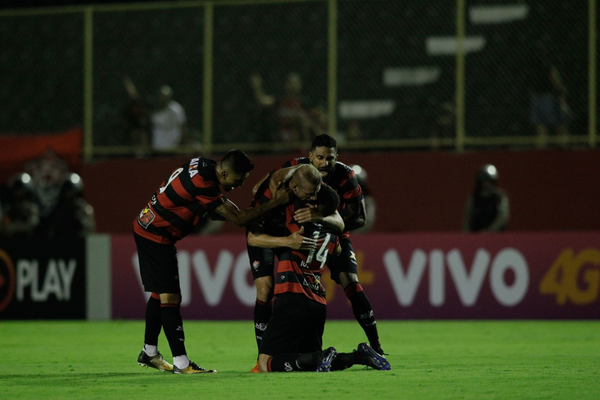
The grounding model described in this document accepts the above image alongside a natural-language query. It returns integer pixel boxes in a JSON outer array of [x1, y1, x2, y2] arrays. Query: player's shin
[[345, 283, 381, 350]]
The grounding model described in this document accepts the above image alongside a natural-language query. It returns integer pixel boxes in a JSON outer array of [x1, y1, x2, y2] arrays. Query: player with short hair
[[250, 134, 386, 355], [248, 184, 390, 372], [247, 164, 345, 352], [134, 149, 290, 374]]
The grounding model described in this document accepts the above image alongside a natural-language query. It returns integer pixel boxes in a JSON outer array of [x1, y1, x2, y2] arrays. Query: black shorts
[[327, 237, 358, 284], [134, 233, 181, 294], [247, 244, 276, 280], [260, 293, 326, 356]]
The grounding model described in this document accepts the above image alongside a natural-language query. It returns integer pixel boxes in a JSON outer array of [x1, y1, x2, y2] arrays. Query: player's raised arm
[[294, 206, 345, 234], [215, 182, 290, 227]]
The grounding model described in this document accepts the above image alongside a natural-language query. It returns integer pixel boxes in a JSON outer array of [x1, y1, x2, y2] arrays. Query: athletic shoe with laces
[[250, 362, 260, 373], [316, 347, 337, 372], [356, 342, 391, 371], [173, 361, 217, 374], [137, 350, 173, 372]]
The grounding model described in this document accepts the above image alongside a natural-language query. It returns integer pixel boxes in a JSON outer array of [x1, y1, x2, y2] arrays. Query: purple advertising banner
[[111, 232, 600, 320]]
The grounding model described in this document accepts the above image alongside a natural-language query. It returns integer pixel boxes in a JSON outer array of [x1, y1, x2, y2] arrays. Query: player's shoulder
[[330, 161, 355, 181], [334, 161, 353, 173], [185, 157, 218, 186]]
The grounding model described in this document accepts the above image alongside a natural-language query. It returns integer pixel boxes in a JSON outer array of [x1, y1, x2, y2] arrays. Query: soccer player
[[251, 134, 386, 355], [134, 149, 290, 374], [247, 163, 344, 352], [248, 184, 391, 372]]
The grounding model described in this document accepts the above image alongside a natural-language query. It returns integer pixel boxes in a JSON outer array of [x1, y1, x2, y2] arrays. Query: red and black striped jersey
[[248, 171, 288, 237], [274, 200, 339, 305], [133, 157, 226, 244], [281, 157, 363, 238]]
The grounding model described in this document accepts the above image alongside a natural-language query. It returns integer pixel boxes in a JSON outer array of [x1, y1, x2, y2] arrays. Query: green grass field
[[1, 320, 598, 399]]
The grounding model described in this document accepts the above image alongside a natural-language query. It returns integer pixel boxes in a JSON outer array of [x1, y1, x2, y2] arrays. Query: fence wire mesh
[[0, 12, 83, 133], [0, 0, 595, 157]]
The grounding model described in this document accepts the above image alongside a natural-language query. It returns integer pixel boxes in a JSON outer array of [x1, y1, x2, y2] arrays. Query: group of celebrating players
[[134, 134, 391, 374]]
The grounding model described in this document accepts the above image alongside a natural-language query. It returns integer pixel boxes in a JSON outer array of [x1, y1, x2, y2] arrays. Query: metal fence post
[[83, 7, 94, 162]]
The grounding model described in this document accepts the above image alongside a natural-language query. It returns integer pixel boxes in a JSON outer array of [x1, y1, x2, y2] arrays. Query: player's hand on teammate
[[287, 226, 318, 250], [271, 181, 292, 206], [294, 205, 322, 224]]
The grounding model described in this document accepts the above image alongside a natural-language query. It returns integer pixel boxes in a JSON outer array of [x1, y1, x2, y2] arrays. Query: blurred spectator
[[123, 77, 187, 155], [527, 50, 570, 149], [351, 164, 376, 234], [0, 172, 40, 238], [151, 85, 187, 153], [123, 76, 151, 158], [249, 72, 310, 143], [463, 164, 509, 233], [307, 105, 328, 138], [23, 148, 69, 221], [38, 172, 96, 239], [346, 120, 362, 142]]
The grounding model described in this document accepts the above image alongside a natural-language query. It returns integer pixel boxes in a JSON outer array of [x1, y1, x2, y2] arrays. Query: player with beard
[[248, 184, 390, 372], [134, 149, 290, 374], [247, 164, 346, 355], [252, 134, 385, 355]]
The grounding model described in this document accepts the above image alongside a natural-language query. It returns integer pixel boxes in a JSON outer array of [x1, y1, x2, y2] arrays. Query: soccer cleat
[[373, 346, 388, 356], [356, 342, 391, 371], [137, 351, 173, 372], [250, 363, 260, 373], [173, 361, 217, 374], [316, 347, 337, 372]]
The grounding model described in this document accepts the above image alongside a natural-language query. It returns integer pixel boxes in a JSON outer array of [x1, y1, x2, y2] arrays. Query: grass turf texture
[[1, 320, 598, 399]]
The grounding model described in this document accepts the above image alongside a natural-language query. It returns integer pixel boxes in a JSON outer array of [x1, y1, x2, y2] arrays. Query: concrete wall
[[81, 148, 600, 234]]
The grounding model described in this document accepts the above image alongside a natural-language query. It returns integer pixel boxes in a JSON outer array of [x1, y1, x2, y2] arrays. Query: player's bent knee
[[339, 272, 359, 289]]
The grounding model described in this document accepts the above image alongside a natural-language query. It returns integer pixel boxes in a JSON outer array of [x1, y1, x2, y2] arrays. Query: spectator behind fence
[[38, 172, 96, 239], [527, 49, 571, 149], [463, 164, 509, 233], [123, 76, 152, 158], [0, 172, 40, 238], [151, 85, 187, 154], [123, 77, 187, 155], [249, 72, 310, 144]]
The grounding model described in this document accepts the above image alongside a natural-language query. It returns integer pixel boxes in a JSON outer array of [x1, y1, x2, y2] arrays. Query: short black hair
[[311, 134, 337, 151], [221, 149, 254, 174], [316, 184, 340, 216]]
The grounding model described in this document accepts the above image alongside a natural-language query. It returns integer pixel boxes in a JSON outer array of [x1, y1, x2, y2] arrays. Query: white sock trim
[[143, 344, 158, 357], [173, 355, 190, 369]]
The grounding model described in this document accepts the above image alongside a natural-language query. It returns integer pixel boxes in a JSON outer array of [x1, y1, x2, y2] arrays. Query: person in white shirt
[[151, 85, 187, 152]]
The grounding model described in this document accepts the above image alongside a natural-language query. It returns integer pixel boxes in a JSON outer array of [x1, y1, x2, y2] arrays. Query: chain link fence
[[0, 0, 596, 158], [0, 12, 83, 133]]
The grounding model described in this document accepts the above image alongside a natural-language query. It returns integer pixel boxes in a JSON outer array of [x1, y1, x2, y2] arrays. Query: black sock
[[254, 299, 272, 352], [144, 293, 162, 346], [269, 352, 321, 372], [345, 283, 381, 349], [161, 303, 186, 357], [331, 352, 357, 371]]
